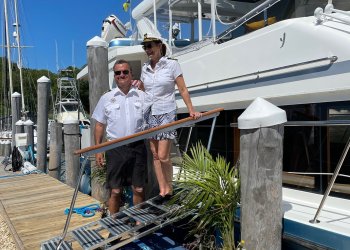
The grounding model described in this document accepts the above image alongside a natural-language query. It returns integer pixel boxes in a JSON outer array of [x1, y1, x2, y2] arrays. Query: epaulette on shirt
[[103, 89, 112, 95], [167, 57, 178, 61]]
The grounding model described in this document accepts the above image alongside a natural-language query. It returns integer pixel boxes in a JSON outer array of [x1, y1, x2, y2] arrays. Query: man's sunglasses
[[114, 70, 130, 75], [142, 43, 154, 50]]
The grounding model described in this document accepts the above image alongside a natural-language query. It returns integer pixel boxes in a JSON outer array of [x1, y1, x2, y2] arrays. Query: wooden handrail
[[75, 108, 224, 156]]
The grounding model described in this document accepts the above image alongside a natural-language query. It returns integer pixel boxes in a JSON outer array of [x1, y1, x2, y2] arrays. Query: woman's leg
[[150, 139, 172, 196], [156, 139, 173, 195]]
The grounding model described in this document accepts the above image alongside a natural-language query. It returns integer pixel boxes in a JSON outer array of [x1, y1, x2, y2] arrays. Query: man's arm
[[94, 121, 106, 167]]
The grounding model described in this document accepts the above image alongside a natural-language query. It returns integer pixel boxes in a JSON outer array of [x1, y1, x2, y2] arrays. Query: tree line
[[0, 58, 90, 121]]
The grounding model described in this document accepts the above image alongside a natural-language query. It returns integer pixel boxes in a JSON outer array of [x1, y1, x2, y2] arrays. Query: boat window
[[178, 101, 350, 199], [217, 0, 350, 43], [62, 104, 78, 112], [278, 102, 350, 198]]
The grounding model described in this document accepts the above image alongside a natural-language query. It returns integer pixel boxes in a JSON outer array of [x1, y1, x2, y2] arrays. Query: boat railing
[[231, 119, 350, 224], [171, 0, 282, 56], [217, 0, 281, 42], [56, 108, 223, 249], [314, 3, 350, 26]]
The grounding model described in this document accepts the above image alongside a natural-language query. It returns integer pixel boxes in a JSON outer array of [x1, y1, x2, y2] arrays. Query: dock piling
[[48, 121, 63, 179], [24, 119, 34, 150], [87, 36, 109, 202], [11, 92, 21, 147], [64, 119, 80, 188], [36, 76, 51, 172], [238, 97, 286, 250]]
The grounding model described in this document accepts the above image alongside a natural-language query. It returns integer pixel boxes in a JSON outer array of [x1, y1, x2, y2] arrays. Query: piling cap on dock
[[238, 97, 287, 129], [87, 36, 108, 48], [24, 119, 34, 126], [15, 120, 24, 125], [12, 92, 21, 98], [37, 76, 51, 83]]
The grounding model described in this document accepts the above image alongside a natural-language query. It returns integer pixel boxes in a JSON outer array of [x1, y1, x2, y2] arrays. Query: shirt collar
[[113, 85, 139, 97], [146, 56, 167, 71]]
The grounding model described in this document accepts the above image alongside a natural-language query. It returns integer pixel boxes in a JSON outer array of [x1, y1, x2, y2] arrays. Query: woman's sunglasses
[[114, 70, 130, 75], [142, 43, 154, 50]]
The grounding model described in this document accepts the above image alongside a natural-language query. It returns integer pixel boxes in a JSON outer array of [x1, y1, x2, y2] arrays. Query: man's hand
[[95, 153, 105, 167]]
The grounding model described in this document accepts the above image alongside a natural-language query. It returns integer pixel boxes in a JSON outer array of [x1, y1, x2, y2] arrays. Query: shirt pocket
[[105, 103, 121, 121], [134, 101, 143, 116]]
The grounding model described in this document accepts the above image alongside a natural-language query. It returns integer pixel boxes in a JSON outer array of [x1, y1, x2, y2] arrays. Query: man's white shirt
[[92, 86, 145, 140]]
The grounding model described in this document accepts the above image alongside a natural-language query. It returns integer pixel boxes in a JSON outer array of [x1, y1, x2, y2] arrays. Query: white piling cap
[[12, 92, 21, 98], [24, 119, 34, 125], [37, 76, 51, 83], [15, 120, 24, 125], [63, 119, 79, 125], [238, 97, 287, 129], [87, 36, 108, 48]]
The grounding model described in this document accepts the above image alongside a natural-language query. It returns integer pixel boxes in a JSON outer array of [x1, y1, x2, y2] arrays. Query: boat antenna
[[14, 0, 26, 115], [72, 40, 76, 76], [55, 40, 59, 72]]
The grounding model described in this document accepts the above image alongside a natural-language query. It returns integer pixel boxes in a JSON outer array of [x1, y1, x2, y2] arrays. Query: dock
[[0, 173, 101, 249]]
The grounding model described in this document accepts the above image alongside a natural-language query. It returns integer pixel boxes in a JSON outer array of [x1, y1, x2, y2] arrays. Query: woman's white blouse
[[141, 57, 182, 115]]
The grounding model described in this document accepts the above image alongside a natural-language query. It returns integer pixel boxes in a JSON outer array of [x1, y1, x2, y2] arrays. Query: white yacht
[[77, 0, 350, 248]]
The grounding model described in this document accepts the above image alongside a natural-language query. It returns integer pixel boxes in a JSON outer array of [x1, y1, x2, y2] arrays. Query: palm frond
[[172, 142, 240, 249]]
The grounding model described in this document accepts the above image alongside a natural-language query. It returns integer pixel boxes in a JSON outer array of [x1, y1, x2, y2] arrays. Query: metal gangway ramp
[[41, 108, 223, 250]]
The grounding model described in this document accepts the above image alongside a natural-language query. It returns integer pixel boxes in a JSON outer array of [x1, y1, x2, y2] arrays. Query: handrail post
[[184, 126, 193, 153], [56, 155, 89, 250], [207, 116, 217, 151], [310, 134, 350, 223]]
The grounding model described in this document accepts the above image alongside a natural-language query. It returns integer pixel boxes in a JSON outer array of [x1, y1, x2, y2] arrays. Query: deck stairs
[[41, 196, 189, 250]]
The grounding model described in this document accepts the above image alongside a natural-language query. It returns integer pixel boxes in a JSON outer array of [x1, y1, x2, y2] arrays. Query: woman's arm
[[175, 75, 201, 119]]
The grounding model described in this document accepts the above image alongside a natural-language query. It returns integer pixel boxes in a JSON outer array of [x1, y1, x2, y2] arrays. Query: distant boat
[[54, 69, 90, 126]]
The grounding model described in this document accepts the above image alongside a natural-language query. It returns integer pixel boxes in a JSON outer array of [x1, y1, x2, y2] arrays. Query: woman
[[137, 33, 201, 203]]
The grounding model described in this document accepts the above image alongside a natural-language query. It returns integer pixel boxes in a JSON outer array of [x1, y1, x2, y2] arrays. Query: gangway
[[41, 108, 224, 250]]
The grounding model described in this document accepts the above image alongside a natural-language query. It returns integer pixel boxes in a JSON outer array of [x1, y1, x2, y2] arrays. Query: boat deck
[[0, 173, 101, 249], [283, 188, 350, 249]]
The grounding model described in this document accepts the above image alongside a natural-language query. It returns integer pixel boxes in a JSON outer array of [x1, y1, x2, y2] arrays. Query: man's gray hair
[[114, 59, 132, 73]]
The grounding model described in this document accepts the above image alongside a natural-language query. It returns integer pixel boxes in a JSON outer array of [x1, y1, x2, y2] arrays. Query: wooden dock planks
[[0, 174, 101, 249]]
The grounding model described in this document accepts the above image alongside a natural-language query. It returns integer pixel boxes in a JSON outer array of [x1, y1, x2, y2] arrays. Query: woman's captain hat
[[141, 33, 162, 44]]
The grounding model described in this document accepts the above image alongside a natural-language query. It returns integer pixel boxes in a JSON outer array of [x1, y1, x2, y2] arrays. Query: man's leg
[[108, 188, 122, 214], [132, 186, 144, 205]]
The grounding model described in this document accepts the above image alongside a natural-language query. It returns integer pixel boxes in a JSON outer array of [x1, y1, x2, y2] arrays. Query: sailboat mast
[[14, 0, 25, 112], [3, 0, 13, 96]]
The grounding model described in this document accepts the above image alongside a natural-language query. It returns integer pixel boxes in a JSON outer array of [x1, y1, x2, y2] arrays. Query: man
[[92, 59, 146, 214]]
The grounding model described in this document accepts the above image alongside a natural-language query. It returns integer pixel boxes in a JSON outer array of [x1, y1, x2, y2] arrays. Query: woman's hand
[[190, 111, 202, 119], [131, 80, 144, 90], [95, 153, 105, 168]]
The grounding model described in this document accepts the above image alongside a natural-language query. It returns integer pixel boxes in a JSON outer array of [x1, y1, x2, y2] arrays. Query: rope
[[64, 203, 101, 217]]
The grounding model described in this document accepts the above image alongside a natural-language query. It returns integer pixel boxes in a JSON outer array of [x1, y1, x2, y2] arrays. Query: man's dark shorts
[[105, 140, 147, 189]]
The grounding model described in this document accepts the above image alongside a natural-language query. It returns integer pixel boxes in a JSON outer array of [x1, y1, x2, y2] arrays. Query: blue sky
[[1, 0, 141, 73]]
